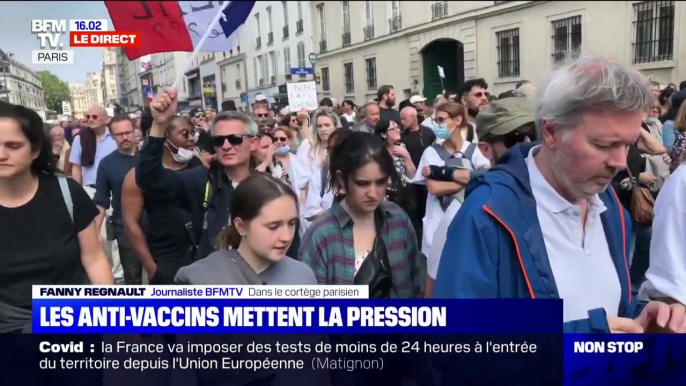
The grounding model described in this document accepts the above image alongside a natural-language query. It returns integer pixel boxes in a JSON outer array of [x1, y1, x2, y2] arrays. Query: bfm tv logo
[[31, 19, 140, 65]]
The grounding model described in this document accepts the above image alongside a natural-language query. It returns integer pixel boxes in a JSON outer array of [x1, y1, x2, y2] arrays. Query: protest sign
[[287, 81, 318, 111]]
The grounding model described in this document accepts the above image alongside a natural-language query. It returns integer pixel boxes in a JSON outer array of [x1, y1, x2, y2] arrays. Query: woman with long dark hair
[[175, 173, 316, 284], [661, 90, 686, 152], [299, 132, 421, 298], [0, 103, 113, 333], [374, 119, 417, 201]]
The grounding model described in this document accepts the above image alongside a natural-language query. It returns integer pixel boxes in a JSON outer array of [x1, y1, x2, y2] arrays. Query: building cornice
[[3, 72, 44, 91], [317, 1, 541, 58], [217, 53, 246, 67]]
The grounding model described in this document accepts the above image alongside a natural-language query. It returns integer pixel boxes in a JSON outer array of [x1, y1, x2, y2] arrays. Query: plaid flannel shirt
[[299, 200, 422, 298]]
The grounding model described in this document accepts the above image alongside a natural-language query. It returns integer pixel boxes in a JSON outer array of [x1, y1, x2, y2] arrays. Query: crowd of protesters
[[0, 54, 685, 336]]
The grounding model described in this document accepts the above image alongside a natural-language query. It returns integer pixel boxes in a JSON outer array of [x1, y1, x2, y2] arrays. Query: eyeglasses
[[180, 129, 197, 139], [212, 134, 252, 147], [194, 112, 206, 118], [112, 130, 133, 137], [435, 116, 452, 124], [256, 113, 269, 118], [86, 114, 98, 120], [273, 136, 289, 142]]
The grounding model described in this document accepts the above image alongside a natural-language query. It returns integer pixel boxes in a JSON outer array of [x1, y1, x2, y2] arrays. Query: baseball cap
[[410, 95, 427, 104], [189, 107, 205, 117], [255, 94, 268, 102], [476, 97, 534, 139]]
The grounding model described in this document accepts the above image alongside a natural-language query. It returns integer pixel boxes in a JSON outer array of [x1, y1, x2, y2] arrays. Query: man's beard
[[551, 147, 616, 200], [468, 107, 479, 118]]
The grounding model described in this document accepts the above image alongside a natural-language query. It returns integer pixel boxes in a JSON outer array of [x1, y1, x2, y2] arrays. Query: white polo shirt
[[525, 146, 621, 323]]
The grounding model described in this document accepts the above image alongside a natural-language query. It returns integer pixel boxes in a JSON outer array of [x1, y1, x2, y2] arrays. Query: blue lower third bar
[[32, 299, 562, 334]]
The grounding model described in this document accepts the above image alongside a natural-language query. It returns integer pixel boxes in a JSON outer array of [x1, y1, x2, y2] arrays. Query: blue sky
[[0, 1, 113, 84]]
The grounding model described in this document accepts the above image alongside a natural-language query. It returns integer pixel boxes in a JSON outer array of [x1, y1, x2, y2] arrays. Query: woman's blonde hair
[[310, 109, 339, 156]]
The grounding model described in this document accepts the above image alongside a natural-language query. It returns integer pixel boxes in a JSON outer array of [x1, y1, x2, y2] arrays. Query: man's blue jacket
[[434, 143, 645, 333]]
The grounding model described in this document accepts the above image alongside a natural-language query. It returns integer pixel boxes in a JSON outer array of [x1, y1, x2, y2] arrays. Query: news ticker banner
[[31, 19, 139, 64], [10, 334, 686, 385], [32, 285, 562, 334]]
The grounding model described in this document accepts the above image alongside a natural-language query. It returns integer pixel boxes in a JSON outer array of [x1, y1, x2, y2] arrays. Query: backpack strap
[[58, 175, 73, 223], [462, 143, 477, 163], [431, 143, 452, 161]]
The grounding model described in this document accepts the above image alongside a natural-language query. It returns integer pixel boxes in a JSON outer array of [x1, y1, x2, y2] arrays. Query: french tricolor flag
[[105, 1, 256, 60]]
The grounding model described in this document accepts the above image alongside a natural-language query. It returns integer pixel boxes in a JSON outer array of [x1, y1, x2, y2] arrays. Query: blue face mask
[[274, 145, 291, 155], [434, 124, 450, 139]]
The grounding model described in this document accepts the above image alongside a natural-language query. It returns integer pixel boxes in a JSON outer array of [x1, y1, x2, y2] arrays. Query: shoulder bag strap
[[57, 175, 73, 223], [625, 167, 637, 190], [320, 162, 328, 198]]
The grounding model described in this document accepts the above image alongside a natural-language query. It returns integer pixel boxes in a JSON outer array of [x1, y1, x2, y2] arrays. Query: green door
[[422, 40, 464, 105]]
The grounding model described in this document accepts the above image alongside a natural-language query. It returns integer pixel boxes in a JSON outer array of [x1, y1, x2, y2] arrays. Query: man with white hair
[[139, 88, 258, 260], [434, 56, 686, 333]]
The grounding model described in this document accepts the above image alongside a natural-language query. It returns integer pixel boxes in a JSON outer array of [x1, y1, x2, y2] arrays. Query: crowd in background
[[1, 54, 685, 339]]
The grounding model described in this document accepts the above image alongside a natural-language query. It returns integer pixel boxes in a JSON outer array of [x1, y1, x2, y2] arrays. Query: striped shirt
[[299, 200, 422, 298]]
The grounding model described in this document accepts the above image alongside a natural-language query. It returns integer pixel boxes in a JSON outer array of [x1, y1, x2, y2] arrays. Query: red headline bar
[[70, 31, 141, 47]]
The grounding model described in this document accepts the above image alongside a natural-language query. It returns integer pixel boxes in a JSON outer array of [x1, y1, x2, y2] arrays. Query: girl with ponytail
[[174, 174, 316, 284]]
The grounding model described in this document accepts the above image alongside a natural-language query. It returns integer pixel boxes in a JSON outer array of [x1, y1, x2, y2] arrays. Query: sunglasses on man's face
[[472, 92, 490, 99], [273, 136, 289, 143], [212, 134, 252, 147], [86, 114, 98, 120], [256, 113, 269, 118], [194, 112, 206, 118], [502, 128, 536, 148]]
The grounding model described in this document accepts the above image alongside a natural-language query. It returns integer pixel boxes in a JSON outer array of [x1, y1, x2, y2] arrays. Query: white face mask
[[645, 117, 658, 125], [166, 140, 194, 163]]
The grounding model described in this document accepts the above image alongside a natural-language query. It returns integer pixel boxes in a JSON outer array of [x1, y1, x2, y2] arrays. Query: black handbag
[[353, 210, 394, 299]]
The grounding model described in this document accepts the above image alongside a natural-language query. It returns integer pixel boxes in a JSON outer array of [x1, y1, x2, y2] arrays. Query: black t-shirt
[[141, 157, 204, 264], [403, 126, 436, 168], [0, 174, 98, 309], [380, 107, 401, 125], [93, 151, 138, 231]]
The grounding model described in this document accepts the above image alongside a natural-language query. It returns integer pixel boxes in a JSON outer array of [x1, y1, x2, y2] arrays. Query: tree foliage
[[38, 71, 71, 113]]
